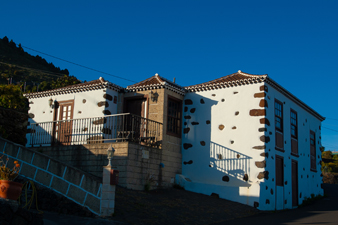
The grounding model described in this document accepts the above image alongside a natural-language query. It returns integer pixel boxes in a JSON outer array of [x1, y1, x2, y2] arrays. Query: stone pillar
[[101, 166, 116, 216]]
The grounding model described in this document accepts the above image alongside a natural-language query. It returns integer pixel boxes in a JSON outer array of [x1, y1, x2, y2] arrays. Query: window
[[275, 100, 284, 150], [290, 110, 297, 139], [275, 100, 283, 132], [167, 96, 182, 137], [291, 109, 298, 155], [310, 130, 316, 170]]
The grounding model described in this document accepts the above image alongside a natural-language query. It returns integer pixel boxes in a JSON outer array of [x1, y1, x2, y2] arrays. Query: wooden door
[[124, 98, 147, 140], [55, 100, 74, 145], [292, 160, 298, 207], [275, 155, 284, 210]]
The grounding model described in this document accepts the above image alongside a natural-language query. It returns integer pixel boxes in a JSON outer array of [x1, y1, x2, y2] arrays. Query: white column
[[100, 166, 116, 216]]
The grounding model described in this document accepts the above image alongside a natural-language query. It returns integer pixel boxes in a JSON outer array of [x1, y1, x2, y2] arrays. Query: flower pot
[[0, 180, 23, 200]]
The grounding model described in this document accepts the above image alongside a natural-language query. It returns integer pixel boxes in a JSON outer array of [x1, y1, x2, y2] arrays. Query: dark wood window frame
[[275, 99, 284, 151], [167, 95, 182, 137], [290, 109, 298, 139], [291, 109, 299, 156], [275, 100, 283, 132], [310, 130, 316, 171]]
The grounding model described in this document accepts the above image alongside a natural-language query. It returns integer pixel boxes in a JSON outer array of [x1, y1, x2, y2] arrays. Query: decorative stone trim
[[222, 176, 229, 182], [257, 171, 269, 180], [98, 101, 109, 107], [260, 118, 270, 126], [185, 99, 193, 105], [183, 160, 193, 165], [190, 108, 196, 113], [260, 136, 270, 143], [183, 143, 193, 150], [102, 110, 111, 115], [259, 99, 268, 108], [28, 113, 35, 119], [258, 128, 267, 132], [249, 109, 266, 116], [253, 145, 266, 150], [255, 160, 266, 168], [103, 94, 113, 101], [183, 128, 190, 134], [260, 85, 268, 92], [254, 93, 266, 98]]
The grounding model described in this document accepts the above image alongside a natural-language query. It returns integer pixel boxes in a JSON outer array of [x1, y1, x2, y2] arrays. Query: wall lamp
[[150, 91, 159, 102]]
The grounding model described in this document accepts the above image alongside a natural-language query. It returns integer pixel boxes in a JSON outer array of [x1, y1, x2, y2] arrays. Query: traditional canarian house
[[176, 70, 325, 210], [24, 71, 324, 210]]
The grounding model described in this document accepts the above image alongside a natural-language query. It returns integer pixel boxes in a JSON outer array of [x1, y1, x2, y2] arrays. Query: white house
[[24, 77, 123, 146], [176, 70, 325, 210], [24, 71, 324, 209]]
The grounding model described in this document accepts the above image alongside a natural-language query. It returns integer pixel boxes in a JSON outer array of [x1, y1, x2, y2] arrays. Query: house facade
[[24, 71, 324, 210], [176, 70, 324, 210], [24, 74, 185, 190], [25, 77, 122, 146]]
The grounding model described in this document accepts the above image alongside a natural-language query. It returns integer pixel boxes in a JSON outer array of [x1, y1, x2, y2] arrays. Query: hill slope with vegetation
[[0, 36, 81, 93], [0, 36, 82, 112]]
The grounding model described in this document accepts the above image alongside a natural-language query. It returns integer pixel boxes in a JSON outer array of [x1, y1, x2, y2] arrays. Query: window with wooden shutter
[[275, 100, 284, 150], [310, 130, 316, 171], [291, 109, 298, 155]]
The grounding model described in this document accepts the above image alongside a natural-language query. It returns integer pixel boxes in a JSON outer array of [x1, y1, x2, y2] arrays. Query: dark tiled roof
[[126, 73, 186, 95], [24, 77, 123, 99], [185, 70, 267, 92]]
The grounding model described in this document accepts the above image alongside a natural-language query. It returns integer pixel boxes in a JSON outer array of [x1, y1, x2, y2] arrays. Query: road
[[212, 184, 338, 225]]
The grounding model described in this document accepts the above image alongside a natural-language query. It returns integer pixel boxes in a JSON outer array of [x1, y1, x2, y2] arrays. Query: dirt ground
[[112, 186, 260, 225]]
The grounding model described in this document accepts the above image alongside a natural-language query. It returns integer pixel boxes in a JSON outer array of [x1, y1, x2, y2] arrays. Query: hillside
[[0, 36, 80, 92]]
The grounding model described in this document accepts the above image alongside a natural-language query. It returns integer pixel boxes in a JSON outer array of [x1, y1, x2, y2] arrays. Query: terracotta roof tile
[[126, 73, 186, 95], [24, 77, 123, 99], [185, 70, 267, 92]]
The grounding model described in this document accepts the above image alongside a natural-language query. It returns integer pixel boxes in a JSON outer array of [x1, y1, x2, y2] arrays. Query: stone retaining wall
[[37, 142, 162, 190]]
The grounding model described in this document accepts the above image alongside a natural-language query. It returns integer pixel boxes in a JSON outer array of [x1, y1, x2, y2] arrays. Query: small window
[[167, 96, 182, 137], [310, 130, 316, 170], [275, 100, 283, 132], [290, 110, 297, 139]]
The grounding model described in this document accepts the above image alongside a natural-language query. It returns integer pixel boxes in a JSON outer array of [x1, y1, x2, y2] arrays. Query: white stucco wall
[[178, 82, 264, 208], [261, 83, 323, 210], [26, 87, 119, 147], [178, 81, 323, 211]]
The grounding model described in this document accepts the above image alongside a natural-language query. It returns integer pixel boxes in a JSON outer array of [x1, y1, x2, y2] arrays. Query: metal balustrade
[[28, 113, 163, 147]]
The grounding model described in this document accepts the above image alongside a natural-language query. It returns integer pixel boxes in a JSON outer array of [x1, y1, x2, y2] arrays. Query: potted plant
[[0, 155, 22, 200]]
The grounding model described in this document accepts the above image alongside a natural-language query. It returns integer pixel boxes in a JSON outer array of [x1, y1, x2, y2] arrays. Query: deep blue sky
[[1, 1, 337, 150]]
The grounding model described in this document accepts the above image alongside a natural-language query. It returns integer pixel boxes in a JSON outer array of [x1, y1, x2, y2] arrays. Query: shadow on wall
[[210, 142, 251, 186], [180, 94, 257, 205]]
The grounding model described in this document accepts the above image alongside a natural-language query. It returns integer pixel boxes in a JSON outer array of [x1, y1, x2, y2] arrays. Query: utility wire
[[0, 61, 65, 78], [21, 45, 137, 83], [322, 126, 338, 133]]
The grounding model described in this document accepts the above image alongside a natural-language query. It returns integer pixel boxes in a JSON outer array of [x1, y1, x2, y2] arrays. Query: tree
[[0, 84, 28, 112], [51, 75, 81, 89]]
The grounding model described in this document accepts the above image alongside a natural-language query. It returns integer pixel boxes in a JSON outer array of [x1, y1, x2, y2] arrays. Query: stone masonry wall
[[38, 142, 162, 190], [122, 88, 183, 188]]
